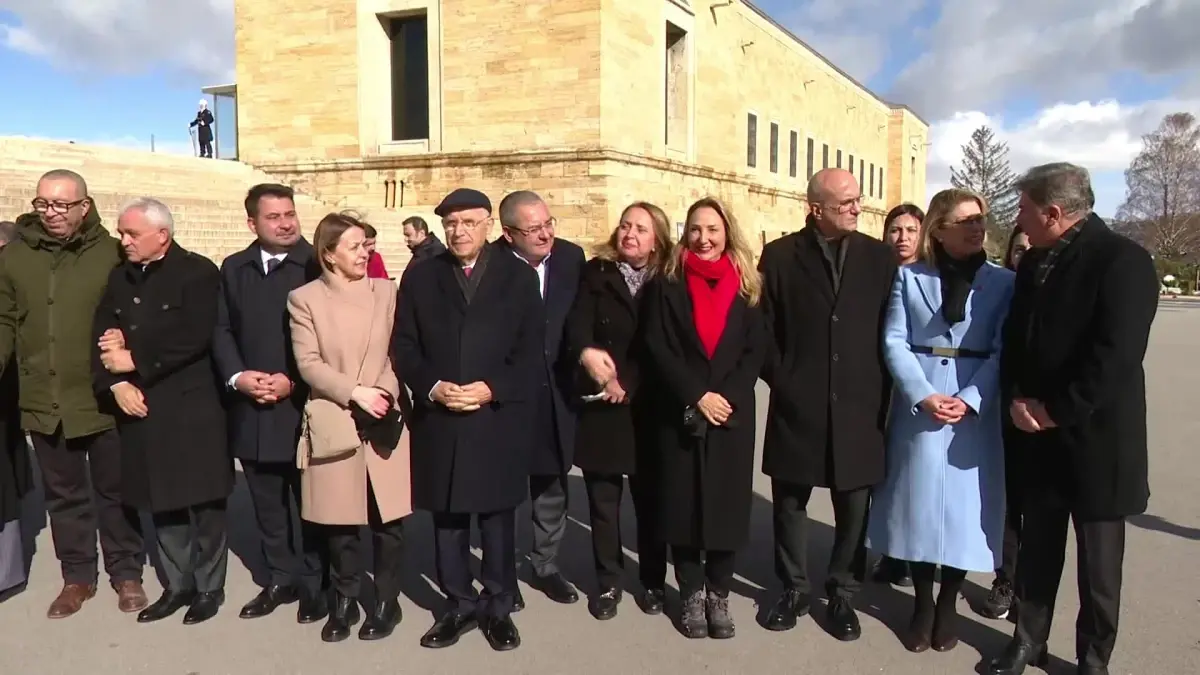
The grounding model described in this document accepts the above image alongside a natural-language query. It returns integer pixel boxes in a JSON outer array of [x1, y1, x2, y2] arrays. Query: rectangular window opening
[[387, 14, 430, 142], [788, 130, 798, 178], [747, 113, 758, 168], [769, 122, 779, 173], [664, 22, 689, 150]]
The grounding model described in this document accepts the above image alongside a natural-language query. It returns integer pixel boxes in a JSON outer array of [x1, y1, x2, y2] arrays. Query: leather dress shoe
[[764, 589, 811, 631], [297, 588, 330, 624], [420, 612, 478, 648], [183, 591, 224, 625], [589, 588, 622, 620], [137, 590, 197, 623], [513, 588, 525, 612], [871, 556, 913, 587], [358, 598, 402, 640], [826, 596, 862, 641], [47, 583, 96, 619], [239, 585, 298, 619], [986, 638, 1049, 675], [482, 615, 521, 651], [637, 588, 665, 615], [321, 593, 361, 643], [533, 572, 579, 604], [114, 580, 148, 613]]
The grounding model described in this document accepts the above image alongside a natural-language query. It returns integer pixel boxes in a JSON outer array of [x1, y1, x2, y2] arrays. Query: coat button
[[133, 297, 141, 304], [162, 304, 169, 310], [130, 325, 138, 331], [831, 314, 839, 322], [832, 353, 839, 362], [831, 393, 838, 402], [155, 362, 162, 368], [47, 298, 54, 305], [941, 359, 949, 365], [48, 369, 56, 376], [52, 402, 59, 409]]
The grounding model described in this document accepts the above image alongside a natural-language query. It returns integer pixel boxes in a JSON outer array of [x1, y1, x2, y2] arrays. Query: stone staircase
[[0, 137, 429, 270]]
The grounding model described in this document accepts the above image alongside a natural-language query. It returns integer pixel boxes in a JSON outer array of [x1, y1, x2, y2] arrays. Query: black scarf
[[935, 244, 987, 324]]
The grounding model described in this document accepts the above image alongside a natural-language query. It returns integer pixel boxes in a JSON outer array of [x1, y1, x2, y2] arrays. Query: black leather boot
[[320, 593, 361, 643]]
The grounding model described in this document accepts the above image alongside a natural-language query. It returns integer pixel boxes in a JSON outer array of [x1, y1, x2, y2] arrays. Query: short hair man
[[402, 215, 446, 271], [394, 188, 543, 651], [212, 183, 327, 622], [94, 197, 233, 625], [0, 170, 147, 618], [988, 163, 1158, 675]]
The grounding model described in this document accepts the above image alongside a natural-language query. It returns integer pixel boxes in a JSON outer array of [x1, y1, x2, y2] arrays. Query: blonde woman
[[287, 212, 412, 643], [865, 189, 1014, 653], [566, 201, 674, 620], [640, 197, 766, 640]]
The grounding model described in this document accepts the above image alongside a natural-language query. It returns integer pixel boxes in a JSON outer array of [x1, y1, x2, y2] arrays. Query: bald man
[[758, 168, 897, 641]]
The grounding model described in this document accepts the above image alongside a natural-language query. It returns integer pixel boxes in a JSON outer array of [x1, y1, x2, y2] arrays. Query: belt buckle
[[930, 346, 957, 358]]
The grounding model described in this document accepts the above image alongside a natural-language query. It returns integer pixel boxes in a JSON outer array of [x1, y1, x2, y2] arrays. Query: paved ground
[[2, 302, 1198, 675]]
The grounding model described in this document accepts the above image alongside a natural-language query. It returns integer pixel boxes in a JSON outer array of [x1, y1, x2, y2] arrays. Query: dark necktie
[[267, 257, 281, 274]]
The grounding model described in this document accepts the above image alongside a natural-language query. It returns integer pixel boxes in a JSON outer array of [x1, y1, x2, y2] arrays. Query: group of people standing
[[0, 160, 1155, 675]]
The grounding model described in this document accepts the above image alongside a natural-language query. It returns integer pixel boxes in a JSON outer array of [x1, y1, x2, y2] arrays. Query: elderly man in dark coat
[[394, 188, 543, 652], [93, 197, 233, 626], [211, 184, 327, 623]]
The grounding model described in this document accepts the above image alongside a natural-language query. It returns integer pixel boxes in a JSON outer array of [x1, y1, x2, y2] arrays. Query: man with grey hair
[[493, 190, 586, 610], [94, 197, 232, 625], [989, 163, 1158, 675], [0, 169, 147, 619]]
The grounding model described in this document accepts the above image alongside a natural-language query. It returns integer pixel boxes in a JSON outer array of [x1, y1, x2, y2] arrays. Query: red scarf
[[683, 251, 739, 359]]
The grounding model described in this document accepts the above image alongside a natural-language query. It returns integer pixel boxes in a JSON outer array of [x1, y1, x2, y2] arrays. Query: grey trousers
[[0, 519, 24, 593], [152, 500, 228, 594], [528, 474, 569, 576]]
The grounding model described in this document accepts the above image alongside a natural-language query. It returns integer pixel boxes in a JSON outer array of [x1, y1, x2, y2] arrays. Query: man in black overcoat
[[493, 191, 585, 609], [987, 163, 1158, 675], [211, 184, 327, 622], [759, 167, 897, 640], [92, 198, 232, 625], [394, 188, 543, 652]]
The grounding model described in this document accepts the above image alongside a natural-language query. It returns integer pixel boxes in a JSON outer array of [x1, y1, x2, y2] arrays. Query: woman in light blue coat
[[866, 188, 1014, 654]]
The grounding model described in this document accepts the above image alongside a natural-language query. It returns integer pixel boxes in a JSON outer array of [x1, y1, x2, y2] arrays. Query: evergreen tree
[[949, 126, 1018, 256]]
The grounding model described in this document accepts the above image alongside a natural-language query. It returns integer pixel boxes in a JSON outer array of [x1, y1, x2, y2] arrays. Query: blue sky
[[2, 1, 1197, 218]]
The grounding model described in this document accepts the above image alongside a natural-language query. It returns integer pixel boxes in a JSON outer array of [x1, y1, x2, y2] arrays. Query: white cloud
[[0, 0, 234, 82]]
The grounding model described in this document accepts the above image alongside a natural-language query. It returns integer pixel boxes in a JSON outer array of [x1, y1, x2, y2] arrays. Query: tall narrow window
[[859, 159, 865, 190], [822, 143, 829, 169], [664, 22, 689, 150], [869, 162, 876, 197], [769, 122, 779, 173], [747, 113, 757, 168], [879, 167, 885, 201], [788, 130, 798, 178], [806, 138, 815, 179], [836, 149, 843, 169], [910, 156, 916, 191], [388, 14, 430, 141], [848, 154, 855, 175]]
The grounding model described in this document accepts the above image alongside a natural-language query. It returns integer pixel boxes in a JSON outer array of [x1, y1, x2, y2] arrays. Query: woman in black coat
[[567, 202, 675, 621], [0, 224, 31, 598], [640, 197, 766, 640]]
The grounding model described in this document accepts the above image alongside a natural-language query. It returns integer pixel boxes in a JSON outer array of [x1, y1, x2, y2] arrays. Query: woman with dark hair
[[567, 201, 674, 621], [882, 203, 925, 266], [641, 197, 766, 639], [361, 223, 391, 280]]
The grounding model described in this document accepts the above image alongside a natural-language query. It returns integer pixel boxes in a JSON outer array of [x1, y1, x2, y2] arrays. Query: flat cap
[[434, 188, 492, 217]]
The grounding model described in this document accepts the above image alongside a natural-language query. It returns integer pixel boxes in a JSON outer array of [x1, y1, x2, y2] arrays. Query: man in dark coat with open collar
[[394, 188, 543, 652], [92, 197, 232, 626], [758, 168, 897, 641], [493, 190, 585, 609], [211, 184, 327, 623]]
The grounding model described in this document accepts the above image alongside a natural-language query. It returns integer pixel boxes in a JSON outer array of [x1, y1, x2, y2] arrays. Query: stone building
[[228, 0, 929, 245]]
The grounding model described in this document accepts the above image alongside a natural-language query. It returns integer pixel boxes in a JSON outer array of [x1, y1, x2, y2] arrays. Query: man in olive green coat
[[0, 170, 147, 618]]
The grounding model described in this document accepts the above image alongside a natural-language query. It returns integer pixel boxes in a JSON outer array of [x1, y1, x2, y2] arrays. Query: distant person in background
[[190, 100, 215, 159], [0, 220, 32, 602], [883, 203, 924, 267], [363, 224, 390, 280], [401, 216, 446, 272]]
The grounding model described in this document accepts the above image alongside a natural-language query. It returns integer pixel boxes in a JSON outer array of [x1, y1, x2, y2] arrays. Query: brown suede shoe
[[114, 580, 149, 613], [47, 583, 97, 619]]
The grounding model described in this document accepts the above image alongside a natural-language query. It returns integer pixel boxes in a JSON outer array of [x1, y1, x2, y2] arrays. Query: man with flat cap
[[394, 187, 543, 651]]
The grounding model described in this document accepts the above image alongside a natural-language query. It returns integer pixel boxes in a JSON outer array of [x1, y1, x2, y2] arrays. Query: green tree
[[949, 126, 1018, 258]]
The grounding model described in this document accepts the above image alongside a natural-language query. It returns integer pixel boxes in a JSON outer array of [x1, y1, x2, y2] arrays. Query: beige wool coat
[[287, 274, 413, 525]]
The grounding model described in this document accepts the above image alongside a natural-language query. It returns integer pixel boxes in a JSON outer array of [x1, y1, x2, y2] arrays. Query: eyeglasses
[[821, 197, 862, 214], [948, 214, 987, 228], [31, 198, 87, 213], [506, 217, 556, 237], [442, 216, 491, 231]]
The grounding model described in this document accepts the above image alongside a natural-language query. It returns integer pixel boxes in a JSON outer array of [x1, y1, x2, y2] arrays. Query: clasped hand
[[697, 392, 733, 426], [351, 386, 393, 419], [97, 328, 135, 374], [919, 394, 968, 425], [1009, 398, 1057, 432], [432, 381, 493, 412], [235, 371, 294, 404]]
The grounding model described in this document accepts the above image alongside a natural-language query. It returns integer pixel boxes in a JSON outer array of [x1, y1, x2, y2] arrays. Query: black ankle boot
[[358, 598, 401, 640], [320, 593, 361, 643], [932, 585, 960, 651]]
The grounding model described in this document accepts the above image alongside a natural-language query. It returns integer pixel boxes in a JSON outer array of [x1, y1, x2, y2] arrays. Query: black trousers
[[29, 428, 143, 586], [528, 473, 568, 577], [1015, 489, 1126, 669], [199, 140, 213, 157], [433, 509, 517, 619], [152, 499, 228, 594], [582, 471, 667, 591], [673, 546, 735, 597], [241, 460, 326, 592], [324, 482, 405, 602], [771, 480, 870, 599], [997, 503, 1023, 584]]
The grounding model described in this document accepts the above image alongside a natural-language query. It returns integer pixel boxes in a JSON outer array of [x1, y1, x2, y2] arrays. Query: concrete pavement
[[1, 300, 1198, 674]]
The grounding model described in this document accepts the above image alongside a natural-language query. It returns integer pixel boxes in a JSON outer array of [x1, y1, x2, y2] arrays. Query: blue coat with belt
[[866, 260, 1014, 572]]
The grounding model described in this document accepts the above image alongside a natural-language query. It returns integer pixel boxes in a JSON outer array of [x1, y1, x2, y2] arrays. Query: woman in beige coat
[[287, 212, 412, 644]]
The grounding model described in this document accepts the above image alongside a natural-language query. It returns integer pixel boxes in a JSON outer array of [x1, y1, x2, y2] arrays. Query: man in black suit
[[211, 184, 327, 623], [494, 191, 585, 609], [759, 167, 897, 640], [988, 163, 1158, 675], [394, 188, 543, 652]]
